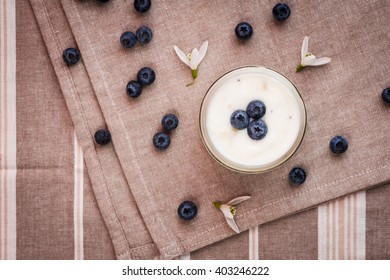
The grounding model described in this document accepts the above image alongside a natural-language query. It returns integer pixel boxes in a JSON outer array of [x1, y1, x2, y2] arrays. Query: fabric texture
[[12, 0, 115, 259], [29, 0, 159, 259], [0, 0, 389, 259], [28, 0, 390, 258]]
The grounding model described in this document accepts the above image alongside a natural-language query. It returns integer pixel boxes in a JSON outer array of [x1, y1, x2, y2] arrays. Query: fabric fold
[[29, 0, 159, 259]]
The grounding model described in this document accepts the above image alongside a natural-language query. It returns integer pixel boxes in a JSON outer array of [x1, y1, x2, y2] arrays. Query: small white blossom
[[296, 36, 331, 72], [213, 196, 250, 233], [173, 41, 208, 86]]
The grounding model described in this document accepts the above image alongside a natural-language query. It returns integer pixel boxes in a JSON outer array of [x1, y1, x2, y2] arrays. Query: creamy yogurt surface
[[202, 67, 305, 171]]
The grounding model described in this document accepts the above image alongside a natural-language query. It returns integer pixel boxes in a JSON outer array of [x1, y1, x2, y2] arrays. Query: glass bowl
[[199, 66, 306, 173]]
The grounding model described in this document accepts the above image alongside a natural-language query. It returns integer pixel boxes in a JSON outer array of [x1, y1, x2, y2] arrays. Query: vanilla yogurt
[[200, 67, 306, 173]]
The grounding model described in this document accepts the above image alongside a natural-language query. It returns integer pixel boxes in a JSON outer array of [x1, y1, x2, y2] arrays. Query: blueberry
[[235, 22, 253, 40], [246, 100, 266, 119], [161, 114, 179, 131], [177, 201, 197, 221], [230, 110, 250, 130], [94, 129, 111, 145], [153, 132, 170, 150], [96, 0, 110, 3], [289, 167, 306, 185], [272, 3, 291, 21], [126, 80, 143, 98], [136, 26, 153, 45], [330, 135, 348, 154], [62, 47, 81, 66], [134, 0, 151, 13], [120, 31, 137, 49], [247, 119, 268, 140], [137, 67, 156, 86], [382, 87, 390, 104]]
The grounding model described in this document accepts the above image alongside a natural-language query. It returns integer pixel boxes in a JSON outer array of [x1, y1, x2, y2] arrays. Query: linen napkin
[[29, 0, 159, 259], [30, 0, 390, 259]]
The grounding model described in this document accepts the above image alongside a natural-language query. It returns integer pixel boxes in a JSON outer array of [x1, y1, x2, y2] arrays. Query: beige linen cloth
[[1, 0, 389, 259]]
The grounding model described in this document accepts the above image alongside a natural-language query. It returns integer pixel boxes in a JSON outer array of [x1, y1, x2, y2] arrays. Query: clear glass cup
[[199, 66, 306, 173]]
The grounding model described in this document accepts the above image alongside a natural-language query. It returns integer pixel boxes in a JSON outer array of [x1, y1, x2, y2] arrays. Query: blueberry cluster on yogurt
[[230, 100, 268, 140]]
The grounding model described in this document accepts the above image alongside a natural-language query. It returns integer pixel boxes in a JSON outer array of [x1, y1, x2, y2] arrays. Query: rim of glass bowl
[[199, 66, 307, 174]]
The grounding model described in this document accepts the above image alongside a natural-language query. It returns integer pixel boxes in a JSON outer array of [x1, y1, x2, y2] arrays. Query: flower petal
[[308, 57, 331, 66], [197, 41, 208, 65], [174, 45, 190, 67], [301, 54, 317, 66], [301, 36, 309, 60], [190, 48, 200, 69], [220, 204, 234, 219], [225, 217, 240, 233], [227, 196, 251, 206]]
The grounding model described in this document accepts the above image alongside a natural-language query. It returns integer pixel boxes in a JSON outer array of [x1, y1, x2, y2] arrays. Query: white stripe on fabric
[[73, 132, 84, 260], [317, 203, 327, 260], [349, 193, 355, 259], [248, 226, 259, 260], [0, 0, 6, 260], [0, 0, 16, 260], [343, 195, 349, 259], [355, 191, 366, 259], [179, 253, 190, 260]]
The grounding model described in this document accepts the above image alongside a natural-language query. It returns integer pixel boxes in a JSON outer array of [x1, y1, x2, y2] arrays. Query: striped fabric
[[190, 191, 374, 260], [0, 0, 16, 260], [318, 192, 366, 260]]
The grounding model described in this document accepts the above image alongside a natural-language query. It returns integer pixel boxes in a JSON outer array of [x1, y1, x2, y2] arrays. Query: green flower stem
[[186, 69, 198, 87], [186, 79, 196, 87], [213, 201, 222, 209], [296, 64, 304, 72], [192, 69, 198, 79]]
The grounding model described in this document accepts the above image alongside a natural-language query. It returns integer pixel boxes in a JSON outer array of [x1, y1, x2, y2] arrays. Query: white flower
[[296, 36, 331, 72], [213, 196, 250, 233], [173, 41, 208, 86]]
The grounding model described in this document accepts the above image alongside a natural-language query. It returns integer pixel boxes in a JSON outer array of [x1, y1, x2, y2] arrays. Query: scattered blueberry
[[134, 0, 151, 13], [94, 129, 111, 145], [126, 80, 143, 98], [381, 87, 390, 104], [120, 31, 137, 49], [289, 167, 306, 185], [177, 201, 197, 221], [137, 67, 156, 86], [136, 26, 153, 45], [235, 22, 253, 40], [230, 110, 250, 130], [329, 135, 348, 154], [247, 119, 268, 140], [246, 100, 266, 119], [153, 132, 170, 150], [272, 3, 291, 21], [62, 48, 81, 66], [161, 114, 179, 131]]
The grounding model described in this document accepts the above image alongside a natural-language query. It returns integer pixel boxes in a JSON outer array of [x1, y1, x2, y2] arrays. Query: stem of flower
[[186, 79, 196, 87], [296, 64, 304, 72], [192, 69, 198, 79], [186, 69, 198, 87], [213, 201, 222, 209]]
